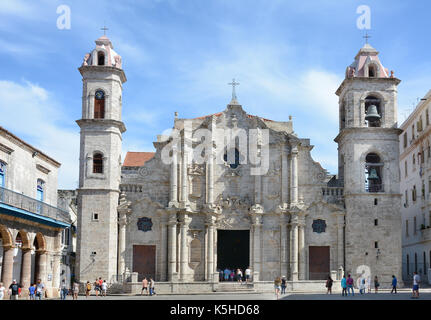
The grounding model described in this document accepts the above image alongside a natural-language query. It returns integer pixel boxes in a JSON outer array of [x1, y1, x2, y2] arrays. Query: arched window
[[365, 95, 381, 127], [93, 153, 103, 174], [365, 153, 383, 192], [0, 161, 5, 188], [94, 90, 105, 119], [368, 65, 376, 77], [223, 148, 241, 169], [97, 51, 105, 66]]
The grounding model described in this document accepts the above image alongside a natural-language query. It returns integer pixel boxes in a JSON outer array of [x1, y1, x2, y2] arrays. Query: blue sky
[[0, 0, 430, 189]]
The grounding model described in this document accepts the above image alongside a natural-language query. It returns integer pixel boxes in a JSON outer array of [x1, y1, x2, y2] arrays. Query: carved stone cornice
[[250, 203, 264, 214]]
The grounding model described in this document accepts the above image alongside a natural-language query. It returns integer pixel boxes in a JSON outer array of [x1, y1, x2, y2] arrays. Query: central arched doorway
[[216, 230, 250, 272]]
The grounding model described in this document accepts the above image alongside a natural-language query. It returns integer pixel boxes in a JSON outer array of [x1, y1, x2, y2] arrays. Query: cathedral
[[75, 35, 402, 293]]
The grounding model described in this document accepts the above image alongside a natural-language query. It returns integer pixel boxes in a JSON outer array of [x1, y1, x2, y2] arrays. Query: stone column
[[167, 215, 177, 281], [206, 217, 216, 281], [290, 148, 298, 204], [251, 216, 262, 281], [52, 253, 61, 294], [207, 150, 214, 204], [160, 219, 168, 281], [179, 215, 191, 281], [37, 250, 48, 283], [290, 221, 298, 281], [298, 222, 306, 280], [20, 248, 32, 289], [280, 221, 288, 277], [1, 246, 14, 288], [170, 145, 178, 204], [255, 175, 262, 204], [337, 214, 345, 270], [181, 151, 188, 204], [281, 145, 288, 204], [118, 214, 127, 277]]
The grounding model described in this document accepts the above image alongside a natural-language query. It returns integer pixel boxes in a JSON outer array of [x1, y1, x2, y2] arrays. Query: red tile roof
[[123, 152, 155, 167]]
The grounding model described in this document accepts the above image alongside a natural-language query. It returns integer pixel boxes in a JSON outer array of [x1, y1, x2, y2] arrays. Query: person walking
[[374, 276, 380, 294], [219, 269, 223, 282], [101, 280, 107, 297], [230, 270, 235, 281], [0, 282, 5, 300], [28, 284, 36, 300], [60, 280, 69, 300], [412, 271, 420, 298], [85, 281, 91, 298], [94, 278, 100, 297], [73, 281, 80, 300], [8, 280, 21, 300], [245, 267, 251, 283], [281, 276, 287, 295], [359, 277, 366, 294], [149, 278, 155, 296], [141, 277, 148, 295], [274, 277, 282, 300], [35, 279, 45, 300], [346, 274, 354, 296], [341, 275, 347, 296], [325, 275, 333, 294], [224, 268, 230, 281], [391, 275, 397, 294], [236, 269, 243, 283]]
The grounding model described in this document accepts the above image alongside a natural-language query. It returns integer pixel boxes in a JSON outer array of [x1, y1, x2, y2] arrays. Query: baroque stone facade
[[76, 37, 402, 291]]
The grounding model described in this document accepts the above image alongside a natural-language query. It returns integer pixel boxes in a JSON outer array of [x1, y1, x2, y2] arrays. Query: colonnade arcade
[[0, 224, 50, 291]]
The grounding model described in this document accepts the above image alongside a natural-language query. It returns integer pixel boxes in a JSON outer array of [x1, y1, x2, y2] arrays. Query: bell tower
[[335, 43, 402, 285], [75, 34, 126, 283]]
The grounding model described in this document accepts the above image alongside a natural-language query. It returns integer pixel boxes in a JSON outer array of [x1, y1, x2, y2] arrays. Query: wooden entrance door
[[309, 246, 330, 280], [133, 245, 156, 282]]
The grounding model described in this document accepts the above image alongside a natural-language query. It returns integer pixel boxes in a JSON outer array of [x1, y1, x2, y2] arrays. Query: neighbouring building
[[57, 189, 78, 288], [400, 89, 431, 284], [0, 126, 71, 298], [75, 35, 403, 293]]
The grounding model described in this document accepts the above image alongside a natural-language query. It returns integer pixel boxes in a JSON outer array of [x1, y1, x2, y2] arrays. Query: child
[[28, 284, 36, 300]]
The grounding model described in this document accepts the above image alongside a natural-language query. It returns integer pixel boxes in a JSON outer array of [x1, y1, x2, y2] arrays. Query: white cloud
[[0, 80, 79, 189]]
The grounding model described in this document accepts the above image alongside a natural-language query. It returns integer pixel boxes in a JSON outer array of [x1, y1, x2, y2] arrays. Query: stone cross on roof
[[228, 78, 240, 103], [101, 25, 109, 35], [363, 31, 371, 44]]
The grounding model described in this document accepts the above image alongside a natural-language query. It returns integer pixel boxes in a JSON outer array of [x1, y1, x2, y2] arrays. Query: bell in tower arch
[[365, 105, 381, 123], [367, 167, 379, 180]]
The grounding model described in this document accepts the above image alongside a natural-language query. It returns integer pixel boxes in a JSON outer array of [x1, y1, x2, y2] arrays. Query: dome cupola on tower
[[81, 35, 122, 69], [345, 43, 392, 79]]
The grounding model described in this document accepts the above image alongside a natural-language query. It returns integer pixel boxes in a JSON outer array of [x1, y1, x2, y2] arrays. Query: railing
[[365, 184, 384, 193], [0, 186, 71, 224]]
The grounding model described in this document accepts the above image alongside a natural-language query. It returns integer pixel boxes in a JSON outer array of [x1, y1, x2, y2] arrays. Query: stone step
[[215, 283, 256, 292]]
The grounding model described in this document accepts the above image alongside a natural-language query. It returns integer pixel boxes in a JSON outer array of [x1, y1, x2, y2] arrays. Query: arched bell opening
[[365, 96, 381, 127], [365, 153, 383, 192]]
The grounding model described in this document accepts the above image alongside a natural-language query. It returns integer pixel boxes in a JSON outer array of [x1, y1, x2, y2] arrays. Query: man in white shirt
[[245, 267, 251, 283], [412, 272, 420, 298]]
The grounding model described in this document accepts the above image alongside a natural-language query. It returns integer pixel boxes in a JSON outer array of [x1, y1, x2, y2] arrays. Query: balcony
[[0, 186, 71, 227]]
